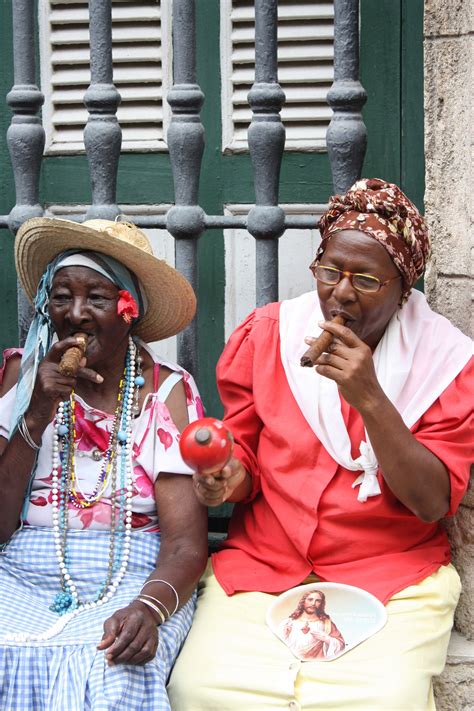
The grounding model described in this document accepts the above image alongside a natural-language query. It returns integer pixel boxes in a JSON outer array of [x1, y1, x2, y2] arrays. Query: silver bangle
[[139, 593, 170, 619], [136, 596, 166, 625], [18, 415, 41, 451], [140, 579, 179, 615]]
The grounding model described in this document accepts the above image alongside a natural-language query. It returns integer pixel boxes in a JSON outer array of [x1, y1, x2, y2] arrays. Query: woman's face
[[316, 229, 403, 349], [48, 266, 131, 366]]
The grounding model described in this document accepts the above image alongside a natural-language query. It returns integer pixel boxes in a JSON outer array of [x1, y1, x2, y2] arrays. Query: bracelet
[[136, 596, 166, 625], [140, 579, 179, 615], [18, 415, 41, 451], [139, 593, 171, 619]]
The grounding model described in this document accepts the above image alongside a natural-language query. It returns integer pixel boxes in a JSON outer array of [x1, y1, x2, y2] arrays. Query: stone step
[[433, 631, 474, 711]]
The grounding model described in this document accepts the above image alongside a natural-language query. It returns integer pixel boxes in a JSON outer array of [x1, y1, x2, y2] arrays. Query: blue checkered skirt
[[0, 526, 196, 711]]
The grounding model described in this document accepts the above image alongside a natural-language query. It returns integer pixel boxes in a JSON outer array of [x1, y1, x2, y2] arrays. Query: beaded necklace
[[67, 370, 125, 509], [2, 337, 149, 643], [49, 336, 139, 616]]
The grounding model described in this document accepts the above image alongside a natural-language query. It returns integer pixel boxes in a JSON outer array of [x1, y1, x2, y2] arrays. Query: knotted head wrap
[[317, 178, 431, 302]]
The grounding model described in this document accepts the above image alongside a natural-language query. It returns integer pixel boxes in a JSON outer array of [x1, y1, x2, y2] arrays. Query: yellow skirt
[[168, 561, 460, 711]]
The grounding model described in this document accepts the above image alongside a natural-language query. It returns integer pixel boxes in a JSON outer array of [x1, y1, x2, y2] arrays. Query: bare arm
[[0, 355, 33, 539], [143, 474, 209, 609], [0, 337, 101, 542], [0, 430, 40, 541], [359, 392, 449, 521], [98, 375, 208, 665], [312, 320, 450, 522], [98, 473, 208, 665]]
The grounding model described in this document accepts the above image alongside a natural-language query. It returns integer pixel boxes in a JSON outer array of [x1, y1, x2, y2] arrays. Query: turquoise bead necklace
[[49, 336, 143, 616]]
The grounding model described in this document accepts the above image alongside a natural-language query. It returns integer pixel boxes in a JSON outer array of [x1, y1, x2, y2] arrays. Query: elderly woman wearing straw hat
[[168, 179, 473, 710], [0, 218, 208, 710]]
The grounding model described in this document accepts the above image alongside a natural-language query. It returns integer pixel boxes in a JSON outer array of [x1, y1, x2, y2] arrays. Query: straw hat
[[15, 217, 196, 343]]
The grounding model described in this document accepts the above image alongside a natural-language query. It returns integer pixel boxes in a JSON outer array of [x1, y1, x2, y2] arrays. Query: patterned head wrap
[[317, 178, 431, 302]]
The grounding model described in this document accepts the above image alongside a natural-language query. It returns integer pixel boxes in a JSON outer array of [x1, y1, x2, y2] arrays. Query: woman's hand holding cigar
[[303, 317, 386, 414], [59, 333, 88, 376], [23, 335, 101, 445], [300, 314, 346, 367]]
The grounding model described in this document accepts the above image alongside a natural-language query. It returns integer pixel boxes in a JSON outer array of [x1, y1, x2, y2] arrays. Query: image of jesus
[[279, 590, 345, 661]]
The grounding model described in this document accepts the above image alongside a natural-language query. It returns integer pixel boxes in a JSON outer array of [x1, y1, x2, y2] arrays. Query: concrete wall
[[424, 0, 474, 706], [424, 0, 473, 337]]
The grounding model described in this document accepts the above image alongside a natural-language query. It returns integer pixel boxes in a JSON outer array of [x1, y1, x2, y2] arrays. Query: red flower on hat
[[117, 290, 139, 323]]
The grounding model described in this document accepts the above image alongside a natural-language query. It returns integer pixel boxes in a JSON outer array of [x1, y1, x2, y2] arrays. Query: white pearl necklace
[[2, 338, 137, 644]]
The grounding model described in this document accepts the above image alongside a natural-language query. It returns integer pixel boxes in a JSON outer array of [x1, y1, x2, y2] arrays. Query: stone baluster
[[166, 0, 205, 376], [6, 0, 45, 343], [326, 0, 367, 194], [246, 0, 286, 307], [84, 0, 121, 220]]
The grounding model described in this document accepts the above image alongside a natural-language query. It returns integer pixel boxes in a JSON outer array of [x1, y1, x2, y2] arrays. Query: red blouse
[[212, 302, 473, 603]]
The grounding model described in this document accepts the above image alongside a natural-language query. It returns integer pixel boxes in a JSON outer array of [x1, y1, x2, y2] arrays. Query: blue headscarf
[[12, 249, 146, 446], [2, 249, 147, 534]]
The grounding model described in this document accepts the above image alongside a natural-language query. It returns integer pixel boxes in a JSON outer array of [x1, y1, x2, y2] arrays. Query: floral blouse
[[0, 344, 204, 532]]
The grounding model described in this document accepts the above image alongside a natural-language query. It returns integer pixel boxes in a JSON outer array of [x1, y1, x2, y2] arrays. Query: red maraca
[[179, 417, 234, 474]]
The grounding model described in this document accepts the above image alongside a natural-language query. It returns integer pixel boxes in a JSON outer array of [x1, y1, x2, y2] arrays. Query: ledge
[[445, 630, 474, 664]]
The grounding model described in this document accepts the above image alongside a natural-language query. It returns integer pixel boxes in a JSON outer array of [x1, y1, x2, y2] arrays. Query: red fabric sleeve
[[216, 311, 263, 501], [413, 357, 473, 515]]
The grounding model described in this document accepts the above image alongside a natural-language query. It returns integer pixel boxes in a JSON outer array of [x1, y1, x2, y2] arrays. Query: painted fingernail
[[96, 374, 104, 383]]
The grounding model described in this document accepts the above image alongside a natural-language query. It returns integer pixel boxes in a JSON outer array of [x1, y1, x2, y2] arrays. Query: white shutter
[[224, 203, 325, 339], [39, 0, 172, 154], [221, 0, 334, 152]]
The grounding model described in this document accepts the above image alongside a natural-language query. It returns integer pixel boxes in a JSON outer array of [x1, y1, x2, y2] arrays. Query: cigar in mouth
[[59, 333, 88, 376], [300, 314, 346, 368]]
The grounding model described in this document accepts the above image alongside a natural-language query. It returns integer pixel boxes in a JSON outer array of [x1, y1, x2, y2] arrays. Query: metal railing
[[0, 0, 367, 377]]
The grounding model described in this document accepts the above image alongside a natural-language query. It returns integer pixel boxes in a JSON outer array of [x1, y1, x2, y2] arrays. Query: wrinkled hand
[[97, 600, 159, 666], [305, 320, 385, 413], [192, 456, 247, 507], [25, 337, 103, 433]]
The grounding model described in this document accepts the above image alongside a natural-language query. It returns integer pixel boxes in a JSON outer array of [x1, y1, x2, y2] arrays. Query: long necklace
[[67, 370, 125, 508], [3, 338, 147, 643], [49, 336, 137, 616]]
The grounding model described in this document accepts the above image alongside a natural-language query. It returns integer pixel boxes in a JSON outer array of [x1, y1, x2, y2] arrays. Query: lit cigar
[[59, 333, 88, 376], [300, 314, 346, 368]]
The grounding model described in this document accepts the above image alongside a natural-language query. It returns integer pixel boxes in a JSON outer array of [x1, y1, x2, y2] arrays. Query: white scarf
[[279, 290, 473, 502]]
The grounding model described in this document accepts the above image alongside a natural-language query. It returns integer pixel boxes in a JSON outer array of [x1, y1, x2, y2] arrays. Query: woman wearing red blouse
[[169, 179, 473, 711]]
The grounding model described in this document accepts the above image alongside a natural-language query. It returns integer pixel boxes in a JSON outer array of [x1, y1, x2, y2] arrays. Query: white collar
[[279, 290, 473, 502]]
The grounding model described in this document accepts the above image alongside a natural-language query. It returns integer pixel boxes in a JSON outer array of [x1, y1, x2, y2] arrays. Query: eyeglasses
[[310, 262, 401, 294]]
